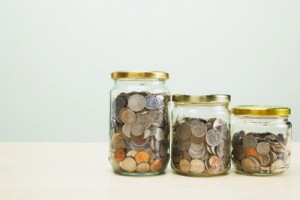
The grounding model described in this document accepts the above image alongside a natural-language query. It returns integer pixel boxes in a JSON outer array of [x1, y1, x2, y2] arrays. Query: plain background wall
[[0, 0, 299, 142]]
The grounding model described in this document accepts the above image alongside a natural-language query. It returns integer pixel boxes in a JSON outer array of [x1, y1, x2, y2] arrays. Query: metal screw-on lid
[[111, 71, 169, 80], [172, 94, 231, 105], [231, 105, 291, 117]]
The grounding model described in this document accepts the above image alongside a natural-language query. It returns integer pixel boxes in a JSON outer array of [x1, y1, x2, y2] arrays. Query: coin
[[128, 94, 146, 112], [213, 119, 226, 129], [179, 159, 191, 173], [232, 145, 246, 161], [154, 128, 165, 141], [120, 157, 137, 172], [150, 159, 163, 172], [130, 122, 144, 136], [114, 139, 125, 149], [145, 96, 159, 109], [137, 163, 151, 173], [122, 124, 131, 138], [119, 109, 136, 125], [127, 150, 137, 157], [245, 148, 259, 159], [208, 155, 220, 170], [190, 135, 205, 144], [136, 113, 152, 130], [190, 121, 207, 137], [243, 135, 257, 148], [176, 122, 191, 140], [177, 138, 190, 151], [241, 157, 260, 173], [190, 159, 205, 173], [270, 159, 285, 173], [258, 154, 270, 167], [143, 129, 151, 139], [131, 134, 147, 146], [206, 129, 222, 147], [256, 142, 270, 155], [172, 149, 183, 164], [109, 157, 121, 171], [135, 151, 150, 163], [115, 148, 126, 162], [115, 96, 127, 109]]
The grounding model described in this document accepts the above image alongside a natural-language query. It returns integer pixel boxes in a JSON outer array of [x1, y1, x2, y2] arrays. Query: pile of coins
[[232, 131, 290, 174], [109, 92, 169, 174], [171, 117, 230, 175]]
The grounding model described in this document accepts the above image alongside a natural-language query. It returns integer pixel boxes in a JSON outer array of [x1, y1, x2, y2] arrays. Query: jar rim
[[231, 105, 291, 117], [111, 71, 169, 80], [172, 94, 230, 105]]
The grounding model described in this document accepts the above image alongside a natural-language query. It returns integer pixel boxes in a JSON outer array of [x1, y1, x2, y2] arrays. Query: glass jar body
[[109, 79, 170, 176], [171, 104, 231, 176], [231, 115, 292, 176]]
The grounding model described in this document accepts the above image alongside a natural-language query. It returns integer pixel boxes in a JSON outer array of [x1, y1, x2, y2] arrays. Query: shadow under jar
[[171, 94, 231, 176], [109, 71, 170, 176], [231, 105, 292, 176]]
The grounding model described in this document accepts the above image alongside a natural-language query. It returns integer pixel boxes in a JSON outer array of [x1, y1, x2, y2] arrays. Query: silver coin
[[115, 95, 127, 109], [190, 120, 207, 138], [154, 128, 165, 141], [256, 142, 270, 155], [145, 96, 159, 109], [156, 95, 165, 109], [243, 134, 257, 148], [206, 129, 222, 147], [128, 94, 146, 112], [136, 113, 152, 130], [213, 119, 226, 129], [130, 122, 144, 136], [122, 124, 131, 138]]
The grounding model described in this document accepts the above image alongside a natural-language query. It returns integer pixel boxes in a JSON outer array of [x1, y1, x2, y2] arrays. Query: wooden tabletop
[[0, 142, 299, 200]]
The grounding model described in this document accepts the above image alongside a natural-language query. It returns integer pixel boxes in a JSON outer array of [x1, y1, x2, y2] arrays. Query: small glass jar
[[231, 105, 292, 176], [109, 71, 170, 176], [171, 94, 231, 176]]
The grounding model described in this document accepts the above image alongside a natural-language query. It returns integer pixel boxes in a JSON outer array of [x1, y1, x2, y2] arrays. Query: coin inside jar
[[172, 117, 230, 176], [109, 91, 170, 175]]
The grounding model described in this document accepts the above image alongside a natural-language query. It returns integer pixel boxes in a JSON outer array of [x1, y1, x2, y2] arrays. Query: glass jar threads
[[231, 105, 292, 176], [109, 71, 170, 176], [171, 94, 231, 176]]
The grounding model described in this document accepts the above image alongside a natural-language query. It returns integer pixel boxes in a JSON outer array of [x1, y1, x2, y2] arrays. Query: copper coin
[[135, 151, 150, 163], [115, 148, 126, 162], [208, 155, 220, 170], [150, 159, 163, 172], [245, 148, 259, 159]]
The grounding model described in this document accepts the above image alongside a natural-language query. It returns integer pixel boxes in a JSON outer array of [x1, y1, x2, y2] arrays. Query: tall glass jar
[[171, 94, 231, 176], [109, 71, 170, 176], [231, 105, 292, 176]]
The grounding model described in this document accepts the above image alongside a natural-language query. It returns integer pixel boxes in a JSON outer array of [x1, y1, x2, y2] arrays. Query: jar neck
[[233, 115, 288, 123], [114, 79, 166, 86]]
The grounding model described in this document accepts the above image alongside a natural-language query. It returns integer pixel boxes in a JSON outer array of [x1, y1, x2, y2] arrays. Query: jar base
[[171, 168, 229, 177], [113, 170, 165, 176], [235, 169, 288, 176]]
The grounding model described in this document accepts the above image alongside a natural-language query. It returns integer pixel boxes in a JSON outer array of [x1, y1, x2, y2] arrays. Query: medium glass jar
[[231, 105, 292, 176], [109, 71, 170, 176], [171, 94, 231, 176]]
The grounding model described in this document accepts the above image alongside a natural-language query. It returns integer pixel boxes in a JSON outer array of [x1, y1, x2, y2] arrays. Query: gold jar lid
[[111, 71, 169, 80], [172, 94, 231, 105], [231, 105, 291, 117]]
